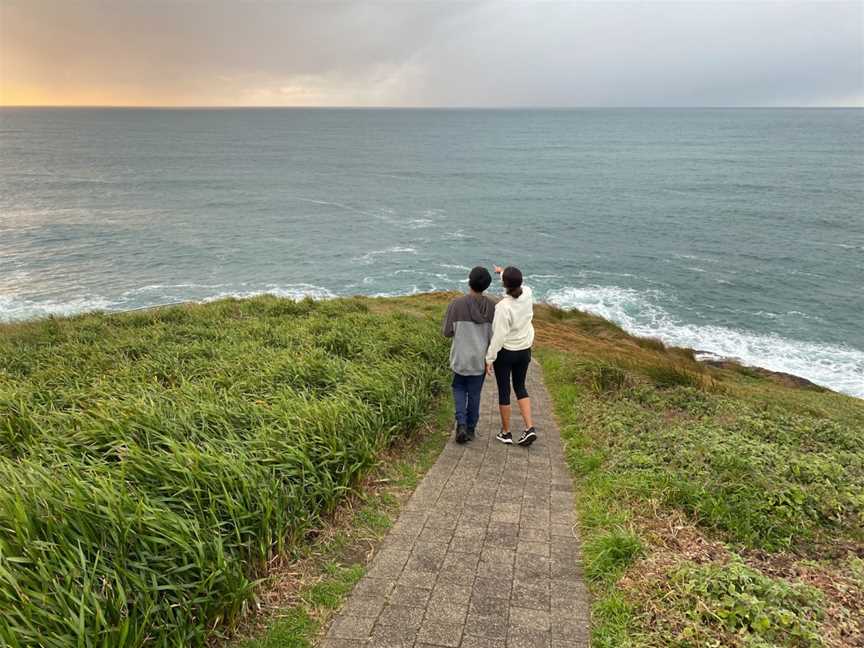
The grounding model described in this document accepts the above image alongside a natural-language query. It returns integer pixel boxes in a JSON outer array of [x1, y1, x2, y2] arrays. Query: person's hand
[[485, 363, 493, 376], [494, 265, 504, 275]]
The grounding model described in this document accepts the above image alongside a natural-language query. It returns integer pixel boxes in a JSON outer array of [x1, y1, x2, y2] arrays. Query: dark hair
[[468, 266, 492, 293], [502, 266, 523, 299]]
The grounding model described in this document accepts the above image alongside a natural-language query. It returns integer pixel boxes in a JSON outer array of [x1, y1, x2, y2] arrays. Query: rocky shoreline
[[695, 351, 828, 392]]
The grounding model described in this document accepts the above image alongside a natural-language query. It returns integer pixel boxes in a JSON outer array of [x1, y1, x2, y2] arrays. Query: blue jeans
[[452, 373, 485, 428]]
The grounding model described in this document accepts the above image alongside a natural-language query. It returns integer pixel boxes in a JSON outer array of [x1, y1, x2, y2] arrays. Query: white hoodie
[[485, 285, 535, 364]]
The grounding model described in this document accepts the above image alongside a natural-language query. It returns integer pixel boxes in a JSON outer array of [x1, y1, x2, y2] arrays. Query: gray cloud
[[1, 0, 861, 106]]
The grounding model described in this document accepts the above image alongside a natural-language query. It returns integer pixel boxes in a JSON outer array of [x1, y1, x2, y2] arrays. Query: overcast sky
[[1, 1, 861, 107]]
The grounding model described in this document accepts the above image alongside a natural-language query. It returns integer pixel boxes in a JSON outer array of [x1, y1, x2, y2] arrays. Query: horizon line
[[1, 104, 862, 110]]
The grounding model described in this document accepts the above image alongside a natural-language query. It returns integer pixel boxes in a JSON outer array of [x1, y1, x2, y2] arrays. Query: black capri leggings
[[493, 348, 532, 406]]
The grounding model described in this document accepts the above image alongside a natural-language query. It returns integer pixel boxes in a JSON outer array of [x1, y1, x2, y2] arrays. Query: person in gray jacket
[[442, 266, 496, 444]]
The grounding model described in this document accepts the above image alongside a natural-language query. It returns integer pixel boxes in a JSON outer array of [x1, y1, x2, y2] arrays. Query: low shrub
[[662, 558, 825, 647]]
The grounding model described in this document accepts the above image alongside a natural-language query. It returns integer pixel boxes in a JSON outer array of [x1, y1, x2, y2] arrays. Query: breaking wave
[[546, 285, 864, 398]]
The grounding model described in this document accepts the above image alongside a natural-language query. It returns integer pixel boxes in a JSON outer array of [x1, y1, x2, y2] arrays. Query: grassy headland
[[532, 305, 863, 647], [0, 295, 449, 647], [1, 292, 861, 647]]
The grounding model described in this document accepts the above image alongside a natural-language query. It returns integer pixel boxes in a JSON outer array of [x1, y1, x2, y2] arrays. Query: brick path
[[321, 362, 590, 648]]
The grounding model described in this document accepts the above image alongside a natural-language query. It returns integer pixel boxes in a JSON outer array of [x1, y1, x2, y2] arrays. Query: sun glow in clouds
[[0, 1, 862, 107]]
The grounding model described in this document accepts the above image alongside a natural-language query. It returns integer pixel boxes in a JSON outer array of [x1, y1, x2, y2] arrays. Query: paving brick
[[518, 540, 550, 557], [519, 526, 549, 542], [550, 524, 575, 538], [423, 598, 468, 625], [328, 614, 376, 640], [472, 574, 512, 601], [507, 626, 551, 648], [368, 622, 417, 647], [430, 581, 473, 606], [379, 534, 416, 552], [442, 549, 480, 572], [417, 620, 463, 647], [319, 639, 367, 648], [417, 525, 455, 545], [390, 584, 431, 608], [515, 554, 551, 580], [397, 569, 436, 590], [551, 639, 590, 648], [367, 549, 410, 579], [460, 637, 501, 648], [353, 577, 396, 598], [464, 613, 509, 640], [405, 552, 443, 574], [469, 595, 507, 617], [477, 559, 514, 580], [426, 511, 460, 530], [377, 604, 425, 629], [487, 521, 520, 537], [509, 606, 551, 631], [341, 594, 386, 618], [550, 618, 588, 641], [511, 581, 551, 611]]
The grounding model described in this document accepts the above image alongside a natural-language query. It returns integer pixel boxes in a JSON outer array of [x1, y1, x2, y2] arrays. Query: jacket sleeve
[[442, 303, 455, 338], [485, 305, 510, 364]]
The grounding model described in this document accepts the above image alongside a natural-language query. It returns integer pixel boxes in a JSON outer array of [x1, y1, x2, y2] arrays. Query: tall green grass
[[0, 296, 448, 647]]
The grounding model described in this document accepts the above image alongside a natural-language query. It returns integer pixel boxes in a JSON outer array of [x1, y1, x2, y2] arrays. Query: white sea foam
[[546, 285, 864, 398], [753, 309, 826, 323], [122, 283, 230, 295], [289, 196, 376, 218], [405, 218, 434, 229], [443, 229, 469, 240], [370, 285, 425, 298], [673, 253, 721, 264], [391, 269, 451, 281], [0, 294, 117, 322], [0, 284, 335, 322], [202, 284, 335, 302], [354, 246, 418, 263]]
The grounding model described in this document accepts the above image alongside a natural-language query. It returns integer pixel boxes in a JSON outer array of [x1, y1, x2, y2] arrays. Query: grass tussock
[[0, 296, 448, 647], [232, 396, 452, 648], [531, 302, 864, 647]]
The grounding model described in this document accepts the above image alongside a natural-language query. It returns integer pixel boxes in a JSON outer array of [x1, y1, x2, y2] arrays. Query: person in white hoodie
[[485, 265, 537, 447]]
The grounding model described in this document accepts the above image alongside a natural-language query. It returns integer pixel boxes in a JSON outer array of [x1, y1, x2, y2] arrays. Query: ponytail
[[501, 266, 524, 299]]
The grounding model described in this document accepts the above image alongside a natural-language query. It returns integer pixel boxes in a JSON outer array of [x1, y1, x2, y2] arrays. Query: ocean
[[1, 108, 862, 396]]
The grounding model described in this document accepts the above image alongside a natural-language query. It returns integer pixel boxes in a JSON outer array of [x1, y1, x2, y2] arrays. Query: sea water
[[1, 108, 862, 396]]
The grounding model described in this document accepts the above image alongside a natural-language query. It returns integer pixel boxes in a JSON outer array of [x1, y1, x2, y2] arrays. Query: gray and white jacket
[[442, 293, 496, 376]]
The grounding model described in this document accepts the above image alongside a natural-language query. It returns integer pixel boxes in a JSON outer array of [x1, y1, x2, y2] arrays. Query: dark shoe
[[466, 426, 476, 441], [517, 428, 537, 447], [456, 424, 469, 444], [496, 430, 513, 444]]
